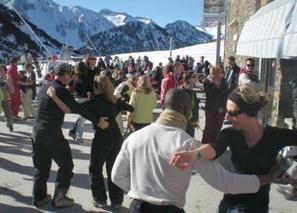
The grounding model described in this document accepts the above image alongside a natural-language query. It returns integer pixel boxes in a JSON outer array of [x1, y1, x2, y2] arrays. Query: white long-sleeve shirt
[[111, 123, 260, 208]]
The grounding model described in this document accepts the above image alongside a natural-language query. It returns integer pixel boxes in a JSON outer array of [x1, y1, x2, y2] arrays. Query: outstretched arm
[[47, 86, 71, 113], [194, 160, 261, 194], [170, 144, 217, 170]]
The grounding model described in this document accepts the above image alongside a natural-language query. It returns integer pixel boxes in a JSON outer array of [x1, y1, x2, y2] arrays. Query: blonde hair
[[135, 75, 153, 94], [233, 86, 268, 107], [93, 74, 117, 104], [209, 65, 220, 76], [83, 54, 97, 68]]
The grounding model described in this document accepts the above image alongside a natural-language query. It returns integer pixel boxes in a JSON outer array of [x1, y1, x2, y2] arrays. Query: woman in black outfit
[[170, 86, 297, 213], [84, 74, 133, 210], [202, 65, 228, 144]]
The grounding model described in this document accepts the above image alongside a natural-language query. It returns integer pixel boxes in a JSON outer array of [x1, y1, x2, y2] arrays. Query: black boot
[[52, 188, 74, 208]]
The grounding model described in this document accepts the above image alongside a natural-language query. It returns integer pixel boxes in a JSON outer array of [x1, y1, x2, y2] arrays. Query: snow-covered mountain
[[0, 0, 115, 48], [0, 3, 63, 62], [80, 21, 171, 55], [80, 21, 213, 56], [165, 21, 213, 44], [0, 0, 213, 55], [99, 9, 154, 27]]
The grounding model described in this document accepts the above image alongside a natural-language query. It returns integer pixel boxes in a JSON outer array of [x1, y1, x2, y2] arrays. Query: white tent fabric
[[237, 0, 297, 58], [282, 2, 297, 57]]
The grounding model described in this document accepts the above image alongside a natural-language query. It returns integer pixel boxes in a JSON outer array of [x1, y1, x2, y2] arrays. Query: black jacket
[[75, 62, 100, 98], [33, 80, 98, 137], [224, 64, 240, 91], [203, 78, 228, 113], [82, 94, 134, 140]]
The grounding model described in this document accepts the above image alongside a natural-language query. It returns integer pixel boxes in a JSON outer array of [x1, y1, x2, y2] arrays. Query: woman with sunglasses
[[170, 86, 297, 213], [238, 58, 258, 88]]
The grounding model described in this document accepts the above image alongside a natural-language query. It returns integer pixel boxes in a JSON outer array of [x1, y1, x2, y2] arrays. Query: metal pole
[[216, 0, 225, 66], [85, 33, 99, 56], [13, 7, 52, 57], [169, 37, 173, 57], [216, 20, 221, 65]]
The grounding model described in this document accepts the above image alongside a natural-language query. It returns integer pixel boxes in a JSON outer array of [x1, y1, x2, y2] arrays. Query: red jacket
[[160, 73, 176, 105]]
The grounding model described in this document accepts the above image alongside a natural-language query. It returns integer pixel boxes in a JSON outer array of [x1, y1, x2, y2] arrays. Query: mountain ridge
[[0, 0, 214, 56]]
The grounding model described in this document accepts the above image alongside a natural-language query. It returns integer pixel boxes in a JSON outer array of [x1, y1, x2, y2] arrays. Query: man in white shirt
[[112, 89, 272, 212]]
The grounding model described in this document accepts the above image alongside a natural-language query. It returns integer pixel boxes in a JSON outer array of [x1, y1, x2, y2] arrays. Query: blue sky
[[54, 0, 203, 27]]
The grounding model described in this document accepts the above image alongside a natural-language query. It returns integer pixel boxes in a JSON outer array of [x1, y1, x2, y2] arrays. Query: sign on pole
[[203, 0, 226, 65], [203, 0, 226, 22]]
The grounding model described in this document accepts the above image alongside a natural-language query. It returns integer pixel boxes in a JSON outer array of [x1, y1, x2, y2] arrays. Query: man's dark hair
[[164, 89, 191, 116], [54, 63, 71, 76]]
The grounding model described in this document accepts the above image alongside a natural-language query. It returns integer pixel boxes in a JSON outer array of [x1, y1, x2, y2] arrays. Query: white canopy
[[237, 0, 297, 58], [282, 2, 297, 57]]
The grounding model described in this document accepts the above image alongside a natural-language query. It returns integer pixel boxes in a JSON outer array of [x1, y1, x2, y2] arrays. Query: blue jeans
[[69, 98, 88, 140]]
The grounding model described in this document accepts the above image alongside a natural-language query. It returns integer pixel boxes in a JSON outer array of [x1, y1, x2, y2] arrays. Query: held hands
[[47, 86, 56, 98], [169, 150, 197, 171], [97, 117, 109, 129]]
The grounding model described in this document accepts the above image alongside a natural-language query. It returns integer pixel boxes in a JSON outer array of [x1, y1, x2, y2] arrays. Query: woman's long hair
[[93, 74, 117, 104], [83, 54, 96, 68], [135, 75, 153, 94]]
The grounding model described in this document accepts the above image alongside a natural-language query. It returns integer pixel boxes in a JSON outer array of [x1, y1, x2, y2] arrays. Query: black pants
[[31, 134, 74, 202], [89, 134, 123, 204], [218, 199, 268, 213], [129, 199, 185, 213]]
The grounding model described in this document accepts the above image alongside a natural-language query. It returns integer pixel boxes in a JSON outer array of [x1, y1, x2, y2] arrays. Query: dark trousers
[[89, 135, 123, 204], [218, 199, 268, 213], [129, 199, 185, 213], [202, 110, 225, 144], [31, 135, 74, 202]]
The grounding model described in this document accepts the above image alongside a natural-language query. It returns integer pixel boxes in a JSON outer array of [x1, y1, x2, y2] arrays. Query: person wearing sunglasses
[[238, 58, 258, 88], [170, 86, 297, 212]]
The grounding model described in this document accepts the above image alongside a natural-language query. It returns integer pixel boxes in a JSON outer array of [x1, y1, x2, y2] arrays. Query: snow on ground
[[112, 41, 224, 67]]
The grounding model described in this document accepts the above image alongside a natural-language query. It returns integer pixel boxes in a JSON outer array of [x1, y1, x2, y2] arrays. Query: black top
[[75, 62, 100, 97], [203, 78, 228, 113], [211, 126, 297, 210], [33, 80, 98, 136], [82, 94, 134, 139]]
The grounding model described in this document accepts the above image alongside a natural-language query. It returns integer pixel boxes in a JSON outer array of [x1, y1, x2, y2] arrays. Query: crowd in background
[[0, 52, 297, 210]]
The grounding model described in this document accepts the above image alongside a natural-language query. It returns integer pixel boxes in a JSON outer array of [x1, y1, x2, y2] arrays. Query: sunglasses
[[89, 58, 97, 60], [246, 64, 254, 67], [226, 110, 242, 117]]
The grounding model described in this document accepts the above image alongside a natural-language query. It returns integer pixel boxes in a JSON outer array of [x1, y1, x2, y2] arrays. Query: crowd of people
[[0, 53, 297, 212]]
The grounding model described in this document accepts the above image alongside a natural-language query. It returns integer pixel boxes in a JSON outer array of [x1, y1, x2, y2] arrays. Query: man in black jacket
[[224, 56, 240, 92], [31, 63, 108, 208], [68, 55, 100, 143]]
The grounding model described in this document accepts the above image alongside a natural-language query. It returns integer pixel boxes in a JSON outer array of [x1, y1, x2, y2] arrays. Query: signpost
[[203, 0, 226, 65]]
